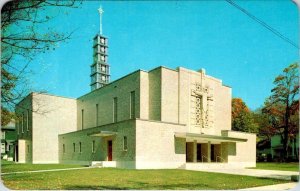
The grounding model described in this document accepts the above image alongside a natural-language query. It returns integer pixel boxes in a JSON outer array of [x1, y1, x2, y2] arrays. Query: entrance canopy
[[87, 130, 117, 137], [175, 132, 247, 143]]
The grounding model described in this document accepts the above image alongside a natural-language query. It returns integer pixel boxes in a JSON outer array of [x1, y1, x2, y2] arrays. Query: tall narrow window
[[96, 104, 99, 126], [130, 91, 135, 119], [63, 144, 65, 153], [27, 145, 29, 153], [79, 142, 82, 153], [17, 119, 19, 135], [123, 136, 128, 151], [22, 113, 24, 133], [73, 143, 75, 152], [113, 97, 118, 122], [92, 140, 95, 153], [81, 109, 84, 130], [27, 109, 29, 131]]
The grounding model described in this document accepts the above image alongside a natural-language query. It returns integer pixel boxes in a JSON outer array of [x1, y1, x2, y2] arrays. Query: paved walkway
[[187, 168, 299, 180], [239, 182, 299, 190], [1, 166, 95, 176]]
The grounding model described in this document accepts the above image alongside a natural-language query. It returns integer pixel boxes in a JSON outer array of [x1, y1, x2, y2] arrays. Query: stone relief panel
[[190, 82, 214, 131]]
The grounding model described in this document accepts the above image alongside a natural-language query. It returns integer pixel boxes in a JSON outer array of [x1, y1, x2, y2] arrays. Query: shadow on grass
[[63, 182, 211, 190]]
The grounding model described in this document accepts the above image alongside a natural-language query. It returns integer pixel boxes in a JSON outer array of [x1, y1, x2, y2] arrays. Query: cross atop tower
[[98, 6, 104, 35], [90, 6, 110, 91]]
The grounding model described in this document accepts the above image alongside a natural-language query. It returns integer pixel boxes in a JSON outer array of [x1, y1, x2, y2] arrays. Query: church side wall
[[77, 71, 140, 130], [148, 68, 162, 121], [161, 67, 179, 123], [16, 94, 33, 163], [135, 119, 186, 169], [139, 71, 149, 119], [222, 130, 256, 167], [32, 93, 77, 163], [59, 120, 136, 168]]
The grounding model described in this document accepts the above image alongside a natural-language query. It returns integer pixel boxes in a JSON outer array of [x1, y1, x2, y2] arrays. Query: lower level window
[[92, 140, 95, 153], [123, 136, 128, 151]]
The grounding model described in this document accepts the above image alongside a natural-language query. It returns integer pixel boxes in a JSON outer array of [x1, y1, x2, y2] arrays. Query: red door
[[108, 140, 112, 161]]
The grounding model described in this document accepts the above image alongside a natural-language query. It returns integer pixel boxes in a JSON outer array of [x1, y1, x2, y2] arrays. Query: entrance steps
[[90, 161, 117, 168], [185, 162, 244, 170]]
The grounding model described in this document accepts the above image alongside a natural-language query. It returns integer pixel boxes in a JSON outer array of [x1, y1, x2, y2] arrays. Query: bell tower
[[90, 6, 110, 91]]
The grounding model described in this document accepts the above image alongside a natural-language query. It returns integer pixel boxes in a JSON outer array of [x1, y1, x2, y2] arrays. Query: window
[[113, 97, 118, 122], [96, 104, 99, 126], [81, 109, 84, 130], [22, 113, 24, 133], [17, 119, 19, 135], [73, 143, 76, 152], [101, 55, 105, 61], [101, 66, 106, 72], [63, 144, 65, 153], [92, 140, 95, 153], [130, 91, 135, 119], [100, 38, 105, 44], [123, 136, 128, 151], [27, 109, 29, 131], [27, 145, 29, 153], [100, 47, 105, 53], [79, 142, 82, 153]]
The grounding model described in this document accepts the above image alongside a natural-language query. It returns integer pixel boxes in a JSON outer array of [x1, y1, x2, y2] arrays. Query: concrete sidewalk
[[187, 168, 299, 180], [239, 182, 299, 190], [1, 166, 95, 176]]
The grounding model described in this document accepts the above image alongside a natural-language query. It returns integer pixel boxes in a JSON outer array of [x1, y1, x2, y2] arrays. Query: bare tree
[[1, 0, 81, 125]]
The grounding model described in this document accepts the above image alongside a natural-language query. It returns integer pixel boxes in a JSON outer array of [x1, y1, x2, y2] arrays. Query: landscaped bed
[[1, 166, 290, 190], [250, 162, 299, 172]]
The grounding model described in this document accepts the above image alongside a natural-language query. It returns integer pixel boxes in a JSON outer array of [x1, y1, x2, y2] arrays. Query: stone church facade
[[15, 66, 256, 169]]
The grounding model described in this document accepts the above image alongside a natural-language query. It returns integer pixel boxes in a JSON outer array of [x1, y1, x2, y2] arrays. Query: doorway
[[107, 140, 112, 161], [197, 144, 202, 162], [211, 144, 215, 162]]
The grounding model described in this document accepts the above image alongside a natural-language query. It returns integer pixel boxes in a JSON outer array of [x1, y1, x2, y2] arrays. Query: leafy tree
[[232, 98, 258, 133], [263, 63, 299, 160], [252, 108, 277, 141], [1, 0, 80, 126]]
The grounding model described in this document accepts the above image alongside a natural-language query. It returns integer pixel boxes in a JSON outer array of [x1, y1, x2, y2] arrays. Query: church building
[[15, 7, 256, 169]]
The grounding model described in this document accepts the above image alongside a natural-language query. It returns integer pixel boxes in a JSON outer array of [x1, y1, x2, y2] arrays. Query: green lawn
[[1, 167, 290, 190], [250, 162, 299, 172], [1, 160, 86, 173]]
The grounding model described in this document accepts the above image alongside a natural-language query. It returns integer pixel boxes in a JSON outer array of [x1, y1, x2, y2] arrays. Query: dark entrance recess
[[107, 140, 112, 161], [197, 144, 202, 162]]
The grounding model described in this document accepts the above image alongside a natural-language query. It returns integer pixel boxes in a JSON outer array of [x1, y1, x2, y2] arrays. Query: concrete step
[[185, 162, 242, 170], [91, 161, 103, 167]]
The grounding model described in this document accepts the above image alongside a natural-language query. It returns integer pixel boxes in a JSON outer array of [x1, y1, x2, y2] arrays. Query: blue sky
[[27, 1, 298, 110]]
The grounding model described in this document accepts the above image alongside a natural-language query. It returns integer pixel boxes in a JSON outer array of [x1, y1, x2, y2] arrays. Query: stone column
[[207, 141, 211, 163], [193, 140, 197, 162]]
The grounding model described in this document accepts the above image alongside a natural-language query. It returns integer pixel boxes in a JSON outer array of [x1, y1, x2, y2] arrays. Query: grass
[[250, 162, 299, 172], [1, 160, 86, 173], [1, 167, 290, 190]]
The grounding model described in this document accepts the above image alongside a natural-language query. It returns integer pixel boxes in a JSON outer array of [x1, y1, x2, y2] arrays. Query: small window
[[22, 113, 24, 133], [27, 109, 29, 131], [113, 97, 118, 122], [63, 144, 65, 153], [123, 136, 128, 151], [81, 109, 84, 130], [79, 142, 82, 153], [130, 91, 135, 119], [92, 140, 95, 153], [100, 38, 105, 44], [96, 104, 99, 126], [73, 143, 76, 152]]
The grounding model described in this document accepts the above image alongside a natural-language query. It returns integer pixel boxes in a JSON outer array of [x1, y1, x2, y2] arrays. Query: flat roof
[[175, 132, 247, 142]]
